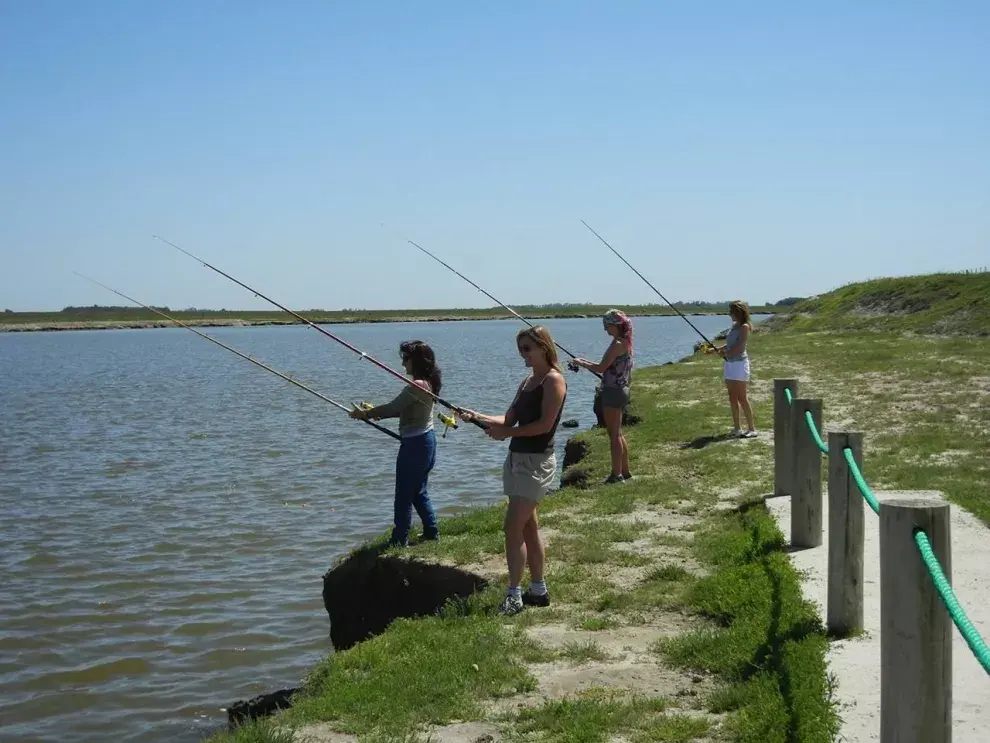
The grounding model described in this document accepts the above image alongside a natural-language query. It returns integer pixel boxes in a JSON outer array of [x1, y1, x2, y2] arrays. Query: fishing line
[[403, 237, 603, 380], [73, 272, 401, 440], [580, 220, 716, 348], [152, 235, 486, 429]]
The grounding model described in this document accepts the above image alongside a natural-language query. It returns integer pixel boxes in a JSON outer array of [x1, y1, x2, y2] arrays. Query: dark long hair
[[399, 340, 442, 395]]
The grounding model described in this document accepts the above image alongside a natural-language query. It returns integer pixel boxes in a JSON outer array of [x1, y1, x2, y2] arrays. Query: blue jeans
[[391, 429, 438, 545]]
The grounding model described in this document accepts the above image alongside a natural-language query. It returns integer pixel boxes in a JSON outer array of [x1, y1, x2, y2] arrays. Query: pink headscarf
[[603, 309, 633, 353]]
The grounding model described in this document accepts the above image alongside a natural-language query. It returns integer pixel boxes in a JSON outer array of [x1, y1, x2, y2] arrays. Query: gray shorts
[[600, 384, 630, 409], [503, 451, 557, 503]]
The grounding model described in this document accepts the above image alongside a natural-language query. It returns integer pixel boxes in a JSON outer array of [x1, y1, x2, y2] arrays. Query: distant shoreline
[[0, 307, 777, 333]]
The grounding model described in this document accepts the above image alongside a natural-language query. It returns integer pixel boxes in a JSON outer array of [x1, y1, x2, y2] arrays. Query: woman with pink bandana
[[572, 309, 634, 483]]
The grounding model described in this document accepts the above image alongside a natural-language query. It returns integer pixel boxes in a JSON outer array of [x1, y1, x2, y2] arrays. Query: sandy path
[[766, 489, 990, 742]]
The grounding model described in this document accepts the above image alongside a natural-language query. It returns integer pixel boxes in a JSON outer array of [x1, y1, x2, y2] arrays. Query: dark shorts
[[600, 385, 630, 409]]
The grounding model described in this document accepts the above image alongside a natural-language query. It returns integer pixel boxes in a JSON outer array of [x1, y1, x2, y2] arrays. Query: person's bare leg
[[522, 511, 544, 582], [619, 432, 630, 478], [501, 498, 537, 613], [603, 406, 623, 479], [738, 382, 757, 433], [521, 507, 552, 605], [726, 382, 741, 431]]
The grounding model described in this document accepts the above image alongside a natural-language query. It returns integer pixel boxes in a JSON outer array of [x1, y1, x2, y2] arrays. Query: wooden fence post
[[773, 378, 798, 496], [880, 494, 952, 743], [827, 431, 865, 635], [789, 397, 823, 548]]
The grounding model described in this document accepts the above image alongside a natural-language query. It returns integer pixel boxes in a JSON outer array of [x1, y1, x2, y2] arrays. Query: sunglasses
[[517, 343, 532, 353]]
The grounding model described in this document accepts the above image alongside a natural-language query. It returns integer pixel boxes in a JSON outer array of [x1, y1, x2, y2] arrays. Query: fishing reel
[[437, 411, 460, 438], [567, 360, 581, 372]]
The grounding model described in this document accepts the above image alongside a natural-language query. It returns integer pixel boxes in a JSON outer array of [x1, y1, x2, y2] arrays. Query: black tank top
[[508, 374, 566, 454]]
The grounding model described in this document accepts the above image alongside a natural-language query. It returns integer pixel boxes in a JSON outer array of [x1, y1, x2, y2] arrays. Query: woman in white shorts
[[456, 326, 567, 616], [716, 300, 757, 438]]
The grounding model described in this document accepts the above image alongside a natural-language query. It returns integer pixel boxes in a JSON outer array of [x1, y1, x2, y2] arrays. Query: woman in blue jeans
[[350, 340, 441, 547]]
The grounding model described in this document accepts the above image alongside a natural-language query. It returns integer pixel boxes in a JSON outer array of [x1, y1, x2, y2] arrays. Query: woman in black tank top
[[456, 326, 567, 616]]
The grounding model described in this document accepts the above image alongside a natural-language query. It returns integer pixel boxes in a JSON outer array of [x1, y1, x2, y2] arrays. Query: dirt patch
[[929, 449, 972, 466], [493, 658, 716, 717], [293, 725, 359, 743], [662, 398, 703, 407], [526, 622, 695, 655], [607, 506, 696, 531], [606, 565, 653, 590]]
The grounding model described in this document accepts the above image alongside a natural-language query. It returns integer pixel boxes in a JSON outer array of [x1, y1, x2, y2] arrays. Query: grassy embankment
[[0, 302, 777, 332], [206, 270, 989, 743]]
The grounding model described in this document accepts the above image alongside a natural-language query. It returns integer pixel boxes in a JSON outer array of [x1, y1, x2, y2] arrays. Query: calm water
[[0, 314, 759, 742]]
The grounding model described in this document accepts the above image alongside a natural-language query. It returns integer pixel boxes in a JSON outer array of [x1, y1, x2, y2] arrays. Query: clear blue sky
[[2, 1, 987, 312]]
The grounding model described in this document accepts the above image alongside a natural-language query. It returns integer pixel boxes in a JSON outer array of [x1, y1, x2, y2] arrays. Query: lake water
[[0, 314, 763, 742]]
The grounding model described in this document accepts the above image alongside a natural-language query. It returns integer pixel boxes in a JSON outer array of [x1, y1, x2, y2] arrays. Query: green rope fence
[[842, 448, 880, 515], [805, 410, 829, 454], [914, 529, 990, 674], [782, 384, 990, 676]]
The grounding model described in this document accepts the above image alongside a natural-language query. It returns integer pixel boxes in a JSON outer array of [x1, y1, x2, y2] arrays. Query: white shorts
[[724, 358, 750, 382]]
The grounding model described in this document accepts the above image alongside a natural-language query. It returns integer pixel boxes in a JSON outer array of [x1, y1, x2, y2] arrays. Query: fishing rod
[[152, 235, 486, 430], [580, 220, 716, 349], [74, 272, 402, 440], [406, 239, 603, 380]]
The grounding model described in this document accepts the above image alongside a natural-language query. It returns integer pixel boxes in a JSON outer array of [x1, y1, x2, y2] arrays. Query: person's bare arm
[[456, 379, 525, 426], [574, 341, 624, 374]]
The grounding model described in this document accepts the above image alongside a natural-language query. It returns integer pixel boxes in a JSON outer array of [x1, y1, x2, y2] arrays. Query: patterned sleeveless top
[[602, 342, 633, 389]]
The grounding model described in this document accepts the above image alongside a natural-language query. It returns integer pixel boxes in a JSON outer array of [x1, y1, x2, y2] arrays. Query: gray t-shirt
[[367, 383, 435, 436]]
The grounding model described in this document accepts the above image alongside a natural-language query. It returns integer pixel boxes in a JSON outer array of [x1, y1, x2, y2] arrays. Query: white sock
[[529, 580, 547, 596], [507, 585, 522, 600]]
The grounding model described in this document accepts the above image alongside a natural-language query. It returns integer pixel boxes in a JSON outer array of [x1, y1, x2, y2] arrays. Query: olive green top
[[366, 383, 435, 437]]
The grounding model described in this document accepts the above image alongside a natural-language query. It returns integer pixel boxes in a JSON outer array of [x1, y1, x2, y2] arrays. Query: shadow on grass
[[679, 432, 739, 450], [743, 521, 829, 741], [663, 506, 835, 741]]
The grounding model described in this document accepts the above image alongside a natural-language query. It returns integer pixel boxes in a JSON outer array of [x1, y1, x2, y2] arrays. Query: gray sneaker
[[498, 593, 524, 616]]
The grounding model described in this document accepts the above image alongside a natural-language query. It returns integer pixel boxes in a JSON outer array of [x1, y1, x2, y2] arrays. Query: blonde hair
[[729, 300, 752, 327], [516, 326, 561, 371]]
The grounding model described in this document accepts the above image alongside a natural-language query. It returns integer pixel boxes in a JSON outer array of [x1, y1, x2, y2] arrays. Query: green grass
[[507, 689, 709, 743], [656, 506, 837, 743], [747, 327, 990, 523], [574, 615, 620, 631], [557, 640, 612, 663], [208, 610, 540, 742]]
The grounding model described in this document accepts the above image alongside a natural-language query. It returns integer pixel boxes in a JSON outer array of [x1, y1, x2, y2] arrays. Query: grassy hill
[[768, 271, 990, 336]]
